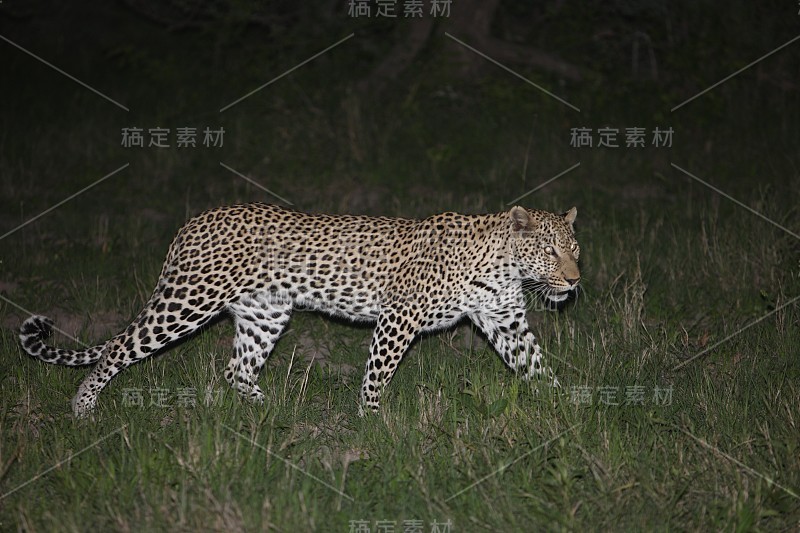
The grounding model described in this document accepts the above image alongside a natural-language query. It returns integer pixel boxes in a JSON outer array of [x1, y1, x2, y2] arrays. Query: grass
[[2, 7, 800, 530], [2, 166, 798, 530]]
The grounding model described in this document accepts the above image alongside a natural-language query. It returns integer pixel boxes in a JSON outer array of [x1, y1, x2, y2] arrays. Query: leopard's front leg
[[469, 290, 559, 386], [359, 304, 418, 415], [513, 329, 559, 386]]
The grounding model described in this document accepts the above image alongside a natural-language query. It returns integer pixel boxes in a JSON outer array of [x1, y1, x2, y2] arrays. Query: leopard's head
[[508, 206, 581, 304]]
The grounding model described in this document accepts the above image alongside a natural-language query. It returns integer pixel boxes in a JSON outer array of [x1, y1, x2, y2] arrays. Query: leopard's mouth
[[546, 290, 571, 303], [545, 282, 580, 304], [521, 278, 579, 305]]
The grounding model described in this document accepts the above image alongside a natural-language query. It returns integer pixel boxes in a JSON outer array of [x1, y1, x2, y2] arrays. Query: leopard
[[19, 203, 581, 417]]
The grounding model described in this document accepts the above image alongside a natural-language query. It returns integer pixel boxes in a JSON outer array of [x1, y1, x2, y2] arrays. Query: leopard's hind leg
[[71, 291, 223, 417], [225, 293, 292, 404]]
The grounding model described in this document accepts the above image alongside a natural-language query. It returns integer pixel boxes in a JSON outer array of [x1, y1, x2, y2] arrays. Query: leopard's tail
[[19, 315, 105, 366]]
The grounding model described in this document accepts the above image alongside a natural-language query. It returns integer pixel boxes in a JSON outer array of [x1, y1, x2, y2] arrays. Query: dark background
[[1, 0, 797, 217]]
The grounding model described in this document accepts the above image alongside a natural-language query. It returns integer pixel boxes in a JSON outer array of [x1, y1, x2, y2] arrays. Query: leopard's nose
[[565, 276, 580, 286]]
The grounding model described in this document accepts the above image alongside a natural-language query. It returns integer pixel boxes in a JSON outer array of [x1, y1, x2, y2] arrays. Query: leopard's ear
[[563, 207, 577, 226], [509, 206, 532, 232]]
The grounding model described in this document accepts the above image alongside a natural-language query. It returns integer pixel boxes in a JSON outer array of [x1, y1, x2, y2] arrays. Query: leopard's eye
[[544, 245, 556, 256], [570, 242, 578, 252]]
